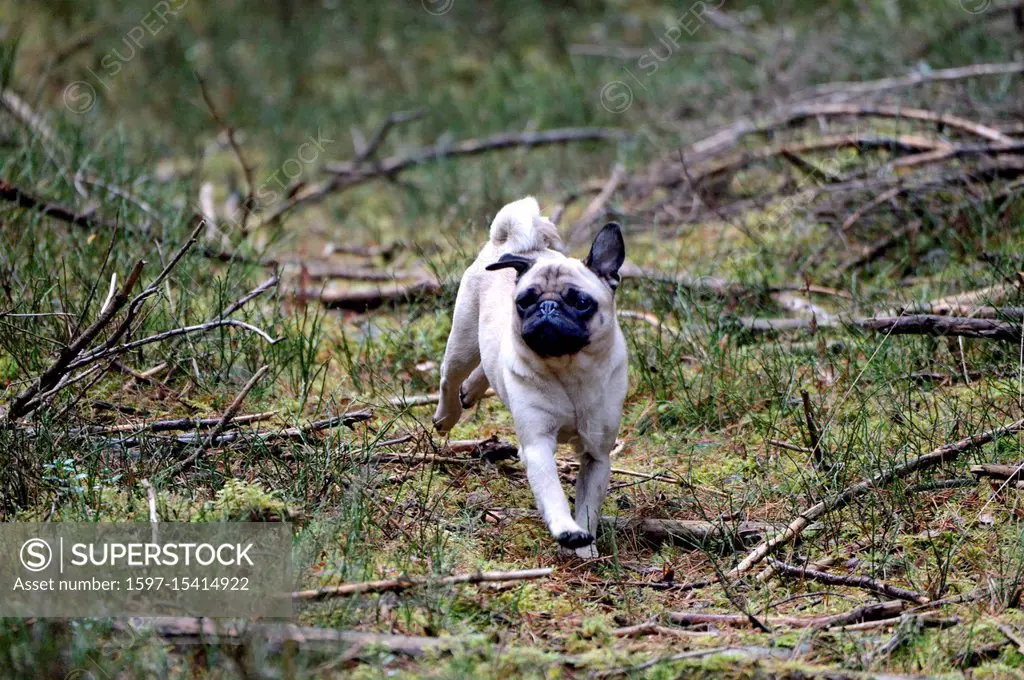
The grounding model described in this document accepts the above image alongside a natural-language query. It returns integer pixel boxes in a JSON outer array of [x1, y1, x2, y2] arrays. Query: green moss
[[195, 479, 295, 523]]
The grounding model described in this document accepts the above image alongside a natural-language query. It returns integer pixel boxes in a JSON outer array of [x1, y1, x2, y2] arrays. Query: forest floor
[[3, 1, 1024, 677]]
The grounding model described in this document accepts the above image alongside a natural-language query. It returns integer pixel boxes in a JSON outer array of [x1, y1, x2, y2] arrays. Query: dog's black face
[[514, 286, 596, 357], [486, 222, 626, 359]]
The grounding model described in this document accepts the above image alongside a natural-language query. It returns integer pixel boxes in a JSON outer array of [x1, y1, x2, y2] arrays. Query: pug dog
[[433, 197, 627, 557]]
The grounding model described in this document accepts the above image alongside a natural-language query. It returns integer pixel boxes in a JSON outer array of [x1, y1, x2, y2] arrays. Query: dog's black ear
[[584, 222, 626, 291], [485, 254, 535, 278]]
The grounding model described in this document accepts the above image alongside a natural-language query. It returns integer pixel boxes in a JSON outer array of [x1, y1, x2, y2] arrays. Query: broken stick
[[766, 558, 929, 604], [728, 416, 1024, 577], [293, 567, 552, 602]]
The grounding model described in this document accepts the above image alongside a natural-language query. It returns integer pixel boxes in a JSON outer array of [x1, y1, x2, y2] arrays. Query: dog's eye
[[515, 290, 539, 312], [565, 289, 595, 312]]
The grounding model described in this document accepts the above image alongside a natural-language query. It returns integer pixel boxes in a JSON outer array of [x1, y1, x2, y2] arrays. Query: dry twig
[[604, 517, 793, 549], [161, 366, 271, 477], [567, 163, 623, 246], [669, 600, 906, 629], [4, 261, 145, 423], [292, 567, 552, 602], [792, 60, 1024, 102], [0, 178, 118, 232], [267, 127, 627, 223], [729, 417, 1024, 577], [766, 558, 929, 604], [118, 618, 462, 657], [196, 72, 256, 235]]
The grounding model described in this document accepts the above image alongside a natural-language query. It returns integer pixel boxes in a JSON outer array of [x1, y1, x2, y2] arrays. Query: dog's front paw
[[559, 543, 599, 560], [432, 403, 461, 434], [555, 529, 594, 550]]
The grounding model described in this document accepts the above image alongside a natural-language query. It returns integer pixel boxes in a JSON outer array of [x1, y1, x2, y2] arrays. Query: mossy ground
[[2, 0, 1024, 677]]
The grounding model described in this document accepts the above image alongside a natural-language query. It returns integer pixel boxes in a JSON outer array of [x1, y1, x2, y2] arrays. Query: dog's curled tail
[[488, 196, 562, 254]]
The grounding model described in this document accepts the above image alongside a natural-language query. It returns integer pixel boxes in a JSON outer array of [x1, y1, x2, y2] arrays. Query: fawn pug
[[433, 197, 627, 557]]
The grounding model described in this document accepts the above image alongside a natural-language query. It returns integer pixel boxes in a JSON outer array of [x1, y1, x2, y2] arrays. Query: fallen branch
[[592, 646, 794, 679], [834, 612, 959, 633], [387, 392, 440, 408], [921, 306, 1024, 320], [654, 134, 948, 190], [901, 283, 1017, 316], [445, 435, 518, 459], [783, 103, 1015, 145], [220, 273, 281, 318], [201, 367, 269, 449], [0, 90, 61, 149], [768, 439, 813, 454], [267, 127, 627, 223], [992, 620, 1024, 656], [366, 451, 507, 467], [669, 599, 906, 629], [835, 222, 918, 274], [741, 313, 1024, 344], [7, 225, 277, 413], [740, 317, 832, 333], [323, 241, 402, 258], [728, 416, 1024, 577], [88, 412, 276, 435], [191, 411, 374, 447], [567, 163, 623, 246], [294, 279, 443, 312], [163, 366, 271, 478], [907, 477, 978, 493], [611, 621, 712, 639], [793, 60, 1024, 102], [4, 260, 145, 423], [99, 410, 374, 451], [616, 310, 682, 337], [353, 109, 426, 163], [630, 65, 1024, 192], [766, 558, 929, 604], [62, 318, 277, 373], [292, 567, 552, 602], [771, 292, 838, 324], [603, 517, 792, 550], [0, 178, 118, 232], [616, 578, 716, 593], [840, 186, 904, 233], [971, 464, 1024, 487], [887, 141, 1024, 175], [120, 618, 463, 657], [292, 264, 420, 282], [270, 411, 373, 440], [859, 315, 1022, 343]]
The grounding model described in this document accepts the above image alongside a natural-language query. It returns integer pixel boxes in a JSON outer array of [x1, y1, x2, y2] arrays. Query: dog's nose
[[538, 300, 559, 317]]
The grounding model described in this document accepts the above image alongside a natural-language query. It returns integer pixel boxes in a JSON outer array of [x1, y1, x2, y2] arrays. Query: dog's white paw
[[431, 402, 461, 433]]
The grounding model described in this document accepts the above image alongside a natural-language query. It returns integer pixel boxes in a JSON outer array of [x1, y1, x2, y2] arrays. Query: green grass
[[2, 0, 1024, 677]]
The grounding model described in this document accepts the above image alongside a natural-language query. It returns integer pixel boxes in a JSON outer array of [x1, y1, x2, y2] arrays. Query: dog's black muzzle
[[520, 301, 590, 358]]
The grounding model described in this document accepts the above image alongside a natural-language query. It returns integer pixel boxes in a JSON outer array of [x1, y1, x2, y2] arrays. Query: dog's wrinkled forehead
[[519, 260, 604, 298]]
